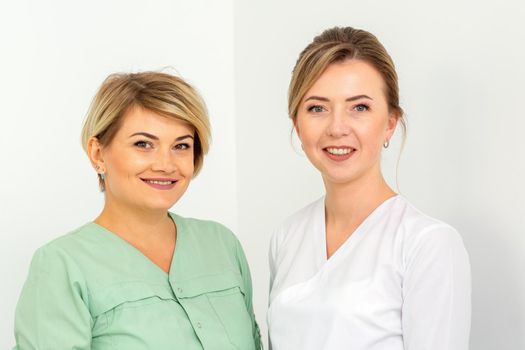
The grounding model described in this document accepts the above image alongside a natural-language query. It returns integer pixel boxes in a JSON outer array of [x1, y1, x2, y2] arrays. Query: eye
[[134, 140, 153, 149], [307, 105, 326, 113], [354, 104, 369, 112], [174, 143, 191, 150]]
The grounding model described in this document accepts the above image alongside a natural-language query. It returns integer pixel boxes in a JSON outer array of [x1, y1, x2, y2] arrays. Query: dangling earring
[[95, 165, 105, 180], [383, 140, 390, 149]]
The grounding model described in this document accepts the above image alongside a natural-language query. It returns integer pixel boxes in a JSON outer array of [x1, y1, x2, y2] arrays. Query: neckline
[[88, 212, 182, 278], [319, 194, 400, 263]]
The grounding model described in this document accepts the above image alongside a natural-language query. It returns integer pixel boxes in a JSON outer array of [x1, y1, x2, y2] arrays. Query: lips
[[141, 178, 178, 190], [323, 146, 356, 161]]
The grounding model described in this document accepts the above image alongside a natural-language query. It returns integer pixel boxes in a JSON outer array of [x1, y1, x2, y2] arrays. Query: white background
[[1, 0, 524, 349]]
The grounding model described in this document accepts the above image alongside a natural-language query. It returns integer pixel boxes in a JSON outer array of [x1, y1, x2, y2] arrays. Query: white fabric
[[268, 195, 471, 350]]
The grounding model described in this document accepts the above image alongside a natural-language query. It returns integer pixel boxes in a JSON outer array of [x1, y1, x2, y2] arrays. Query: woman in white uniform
[[268, 27, 471, 350]]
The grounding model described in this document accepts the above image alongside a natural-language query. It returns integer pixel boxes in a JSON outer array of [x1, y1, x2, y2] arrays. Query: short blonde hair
[[81, 71, 211, 190], [289, 27, 405, 133]]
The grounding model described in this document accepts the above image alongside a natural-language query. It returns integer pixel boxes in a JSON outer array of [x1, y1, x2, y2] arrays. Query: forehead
[[306, 59, 386, 99], [117, 106, 194, 137]]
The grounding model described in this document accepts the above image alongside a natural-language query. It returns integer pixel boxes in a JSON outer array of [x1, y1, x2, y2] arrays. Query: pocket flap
[[171, 270, 245, 298], [90, 282, 174, 317]]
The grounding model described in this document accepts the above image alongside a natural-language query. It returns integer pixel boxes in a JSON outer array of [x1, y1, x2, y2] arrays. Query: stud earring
[[383, 140, 390, 149]]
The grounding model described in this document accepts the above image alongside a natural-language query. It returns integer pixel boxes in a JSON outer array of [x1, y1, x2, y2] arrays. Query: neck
[[95, 196, 174, 243], [323, 169, 396, 225]]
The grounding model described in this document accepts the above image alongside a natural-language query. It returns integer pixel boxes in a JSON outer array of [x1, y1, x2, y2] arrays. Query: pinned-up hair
[[288, 26, 405, 133]]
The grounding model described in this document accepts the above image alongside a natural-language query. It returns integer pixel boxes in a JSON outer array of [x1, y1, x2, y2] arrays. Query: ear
[[87, 136, 105, 172], [385, 112, 399, 141], [293, 117, 301, 139]]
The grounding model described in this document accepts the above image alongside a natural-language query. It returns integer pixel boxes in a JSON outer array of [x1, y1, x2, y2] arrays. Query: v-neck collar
[[87, 212, 182, 280], [318, 195, 400, 265]]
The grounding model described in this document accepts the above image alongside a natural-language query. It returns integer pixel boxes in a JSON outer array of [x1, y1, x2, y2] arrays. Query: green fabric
[[14, 213, 262, 350]]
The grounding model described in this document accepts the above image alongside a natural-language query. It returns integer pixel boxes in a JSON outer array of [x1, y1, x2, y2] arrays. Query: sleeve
[[235, 238, 263, 350], [267, 229, 280, 350], [14, 246, 93, 350], [268, 229, 279, 294], [402, 225, 471, 350]]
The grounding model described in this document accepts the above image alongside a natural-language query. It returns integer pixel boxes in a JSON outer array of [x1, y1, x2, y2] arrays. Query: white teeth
[[146, 180, 173, 185], [326, 147, 353, 155]]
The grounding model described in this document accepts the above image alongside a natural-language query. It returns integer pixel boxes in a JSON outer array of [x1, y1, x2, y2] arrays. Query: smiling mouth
[[323, 147, 356, 161], [325, 147, 355, 155], [142, 179, 177, 185], [140, 178, 178, 189]]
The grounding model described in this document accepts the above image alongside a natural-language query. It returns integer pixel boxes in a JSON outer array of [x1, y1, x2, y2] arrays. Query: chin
[[140, 203, 175, 213], [322, 170, 362, 185], [139, 196, 181, 212]]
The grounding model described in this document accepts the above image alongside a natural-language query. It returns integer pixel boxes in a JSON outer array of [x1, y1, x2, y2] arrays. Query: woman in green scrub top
[[13, 72, 262, 350]]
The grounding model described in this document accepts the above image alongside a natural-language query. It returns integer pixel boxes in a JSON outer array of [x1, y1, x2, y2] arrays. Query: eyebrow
[[304, 94, 373, 102], [129, 132, 194, 141]]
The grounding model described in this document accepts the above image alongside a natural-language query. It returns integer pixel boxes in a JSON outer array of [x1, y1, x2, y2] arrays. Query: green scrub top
[[14, 213, 262, 350]]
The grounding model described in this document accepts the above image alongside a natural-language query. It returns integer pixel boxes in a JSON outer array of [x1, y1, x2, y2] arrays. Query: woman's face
[[93, 106, 195, 212], [295, 59, 397, 186]]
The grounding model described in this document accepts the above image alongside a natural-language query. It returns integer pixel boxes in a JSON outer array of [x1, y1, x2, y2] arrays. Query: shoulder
[[271, 197, 324, 245], [394, 196, 463, 242], [170, 213, 244, 262], [24, 223, 95, 282], [170, 213, 250, 280], [32, 223, 96, 261], [269, 197, 324, 266], [392, 197, 468, 266], [171, 213, 238, 243]]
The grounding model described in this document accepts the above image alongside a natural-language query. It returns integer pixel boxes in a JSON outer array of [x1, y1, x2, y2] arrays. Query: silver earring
[[383, 140, 390, 149], [95, 165, 105, 180]]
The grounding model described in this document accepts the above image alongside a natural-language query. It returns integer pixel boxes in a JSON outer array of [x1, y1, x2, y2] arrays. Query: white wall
[[0, 0, 236, 347], [234, 1, 525, 349], [2, 0, 524, 349]]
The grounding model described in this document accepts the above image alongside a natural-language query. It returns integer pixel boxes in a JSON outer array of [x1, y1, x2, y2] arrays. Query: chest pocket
[[175, 271, 256, 350], [88, 282, 188, 347]]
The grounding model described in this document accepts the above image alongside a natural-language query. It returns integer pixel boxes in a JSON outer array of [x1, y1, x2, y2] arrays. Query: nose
[[326, 107, 351, 138], [151, 148, 178, 174]]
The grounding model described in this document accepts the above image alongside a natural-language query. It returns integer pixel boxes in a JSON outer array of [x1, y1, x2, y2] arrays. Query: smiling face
[[295, 59, 397, 187], [89, 106, 195, 213]]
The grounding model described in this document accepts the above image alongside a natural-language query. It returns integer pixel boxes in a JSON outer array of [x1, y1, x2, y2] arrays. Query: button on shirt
[[14, 213, 261, 350]]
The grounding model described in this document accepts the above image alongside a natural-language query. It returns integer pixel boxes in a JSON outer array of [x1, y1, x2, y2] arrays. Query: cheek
[[352, 127, 383, 159], [179, 154, 195, 177], [362, 117, 390, 143], [296, 119, 320, 147], [107, 152, 148, 177]]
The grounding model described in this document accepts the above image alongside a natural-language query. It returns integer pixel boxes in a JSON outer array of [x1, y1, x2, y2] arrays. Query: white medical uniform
[[268, 195, 471, 350]]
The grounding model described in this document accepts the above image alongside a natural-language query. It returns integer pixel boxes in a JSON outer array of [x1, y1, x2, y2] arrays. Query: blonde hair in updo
[[288, 26, 405, 135]]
